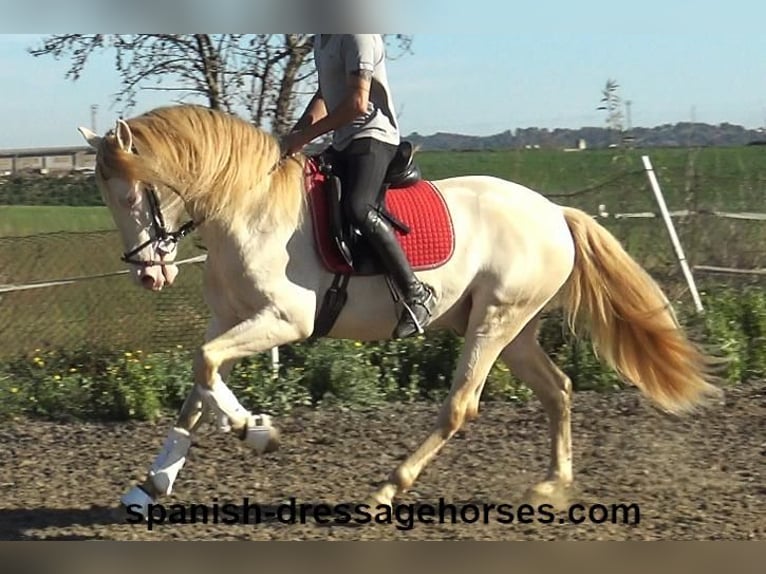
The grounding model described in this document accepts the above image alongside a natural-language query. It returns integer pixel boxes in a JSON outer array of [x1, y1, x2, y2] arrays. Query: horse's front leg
[[120, 360, 234, 517], [120, 309, 309, 519], [191, 308, 310, 446]]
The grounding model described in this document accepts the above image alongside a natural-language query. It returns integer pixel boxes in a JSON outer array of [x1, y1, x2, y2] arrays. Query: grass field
[[0, 205, 113, 237], [417, 147, 766, 212]]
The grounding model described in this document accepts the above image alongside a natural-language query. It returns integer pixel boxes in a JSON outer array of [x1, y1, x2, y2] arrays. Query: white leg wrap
[[216, 412, 232, 433], [200, 401, 229, 432], [121, 485, 155, 519], [244, 413, 279, 454], [199, 378, 250, 430], [147, 427, 192, 496]]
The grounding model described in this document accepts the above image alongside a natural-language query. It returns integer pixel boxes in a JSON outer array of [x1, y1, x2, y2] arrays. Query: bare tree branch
[[30, 34, 414, 133]]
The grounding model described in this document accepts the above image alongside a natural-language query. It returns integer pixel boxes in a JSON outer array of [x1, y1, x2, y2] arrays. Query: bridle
[[116, 147, 299, 268], [120, 184, 198, 267]]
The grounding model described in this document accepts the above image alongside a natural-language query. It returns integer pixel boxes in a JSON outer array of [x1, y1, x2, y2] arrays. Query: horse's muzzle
[[138, 263, 179, 291]]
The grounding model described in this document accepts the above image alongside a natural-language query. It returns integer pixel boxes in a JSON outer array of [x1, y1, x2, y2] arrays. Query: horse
[[77, 104, 719, 518]]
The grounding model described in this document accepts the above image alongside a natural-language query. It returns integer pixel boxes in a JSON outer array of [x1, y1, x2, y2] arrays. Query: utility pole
[[90, 104, 99, 133], [624, 100, 634, 147]]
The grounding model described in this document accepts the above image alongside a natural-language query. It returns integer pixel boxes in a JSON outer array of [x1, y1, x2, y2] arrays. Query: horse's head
[[78, 119, 186, 291]]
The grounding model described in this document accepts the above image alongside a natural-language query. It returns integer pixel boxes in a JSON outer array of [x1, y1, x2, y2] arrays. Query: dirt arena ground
[[0, 381, 763, 540]]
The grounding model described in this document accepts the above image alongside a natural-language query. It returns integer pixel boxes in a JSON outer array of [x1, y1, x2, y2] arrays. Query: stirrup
[[400, 300, 427, 335], [393, 284, 435, 338]]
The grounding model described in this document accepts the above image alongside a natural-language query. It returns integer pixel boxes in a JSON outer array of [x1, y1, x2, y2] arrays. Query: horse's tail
[[559, 207, 720, 414]]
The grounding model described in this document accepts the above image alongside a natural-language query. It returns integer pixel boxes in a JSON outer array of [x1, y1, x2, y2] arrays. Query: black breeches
[[330, 137, 398, 231]]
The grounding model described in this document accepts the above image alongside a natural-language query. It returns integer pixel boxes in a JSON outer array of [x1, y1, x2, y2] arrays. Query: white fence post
[[641, 155, 704, 313], [270, 346, 280, 379]]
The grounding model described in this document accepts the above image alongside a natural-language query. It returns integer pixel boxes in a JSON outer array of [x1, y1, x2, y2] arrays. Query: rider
[[282, 34, 435, 339]]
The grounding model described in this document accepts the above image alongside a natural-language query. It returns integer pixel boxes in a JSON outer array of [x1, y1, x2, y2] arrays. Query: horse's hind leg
[[500, 316, 573, 503], [368, 299, 542, 508]]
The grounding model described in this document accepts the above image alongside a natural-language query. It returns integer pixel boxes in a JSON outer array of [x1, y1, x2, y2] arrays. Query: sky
[[1, 3, 765, 149]]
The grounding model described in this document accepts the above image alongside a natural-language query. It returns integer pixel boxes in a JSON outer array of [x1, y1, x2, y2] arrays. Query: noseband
[[121, 185, 197, 267]]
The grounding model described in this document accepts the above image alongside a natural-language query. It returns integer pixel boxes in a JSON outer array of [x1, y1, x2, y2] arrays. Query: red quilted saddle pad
[[305, 159, 455, 275]]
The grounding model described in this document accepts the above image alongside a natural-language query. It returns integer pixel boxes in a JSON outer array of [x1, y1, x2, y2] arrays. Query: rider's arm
[[288, 71, 370, 150], [290, 89, 328, 133]]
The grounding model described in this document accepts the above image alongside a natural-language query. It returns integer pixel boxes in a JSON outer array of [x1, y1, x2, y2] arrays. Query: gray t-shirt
[[313, 34, 400, 150]]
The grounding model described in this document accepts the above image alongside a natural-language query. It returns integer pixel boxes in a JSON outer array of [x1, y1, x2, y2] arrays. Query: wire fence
[[0, 232, 210, 359], [1, 152, 765, 360]]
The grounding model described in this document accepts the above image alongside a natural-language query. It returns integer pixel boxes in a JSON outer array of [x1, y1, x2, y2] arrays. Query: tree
[[597, 78, 624, 145], [29, 34, 413, 137]]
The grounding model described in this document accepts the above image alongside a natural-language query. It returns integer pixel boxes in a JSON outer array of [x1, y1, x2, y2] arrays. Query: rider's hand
[[281, 131, 309, 156]]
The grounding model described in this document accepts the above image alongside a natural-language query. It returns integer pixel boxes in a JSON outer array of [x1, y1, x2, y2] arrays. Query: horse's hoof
[[119, 484, 155, 521], [523, 480, 572, 509], [364, 488, 394, 511], [243, 414, 280, 454]]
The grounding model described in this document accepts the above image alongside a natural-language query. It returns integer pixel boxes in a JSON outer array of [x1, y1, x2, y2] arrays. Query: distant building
[[564, 138, 587, 152], [0, 146, 96, 175]]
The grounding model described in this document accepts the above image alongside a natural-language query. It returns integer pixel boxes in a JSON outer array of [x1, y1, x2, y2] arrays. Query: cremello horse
[[78, 105, 718, 518]]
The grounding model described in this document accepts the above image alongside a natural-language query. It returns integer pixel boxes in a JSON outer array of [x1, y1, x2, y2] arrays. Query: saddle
[[316, 141, 422, 275]]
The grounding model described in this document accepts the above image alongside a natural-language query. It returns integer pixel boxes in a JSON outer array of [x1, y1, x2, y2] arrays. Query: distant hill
[[404, 122, 766, 151]]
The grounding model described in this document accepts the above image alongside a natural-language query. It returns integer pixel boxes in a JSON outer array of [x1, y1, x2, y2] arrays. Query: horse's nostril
[[140, 274, 155, 289]]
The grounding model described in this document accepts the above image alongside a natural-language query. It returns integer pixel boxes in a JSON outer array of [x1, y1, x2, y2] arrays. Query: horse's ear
[[115, 119, 134, 153], [78, 126, 102, 150]]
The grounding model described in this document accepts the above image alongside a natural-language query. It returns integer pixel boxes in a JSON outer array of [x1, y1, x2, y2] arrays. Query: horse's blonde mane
[[96, 104, 305, 230]]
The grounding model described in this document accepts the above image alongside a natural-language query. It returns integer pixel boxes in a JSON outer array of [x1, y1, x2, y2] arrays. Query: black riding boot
[[361, 210, 436, 338]]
